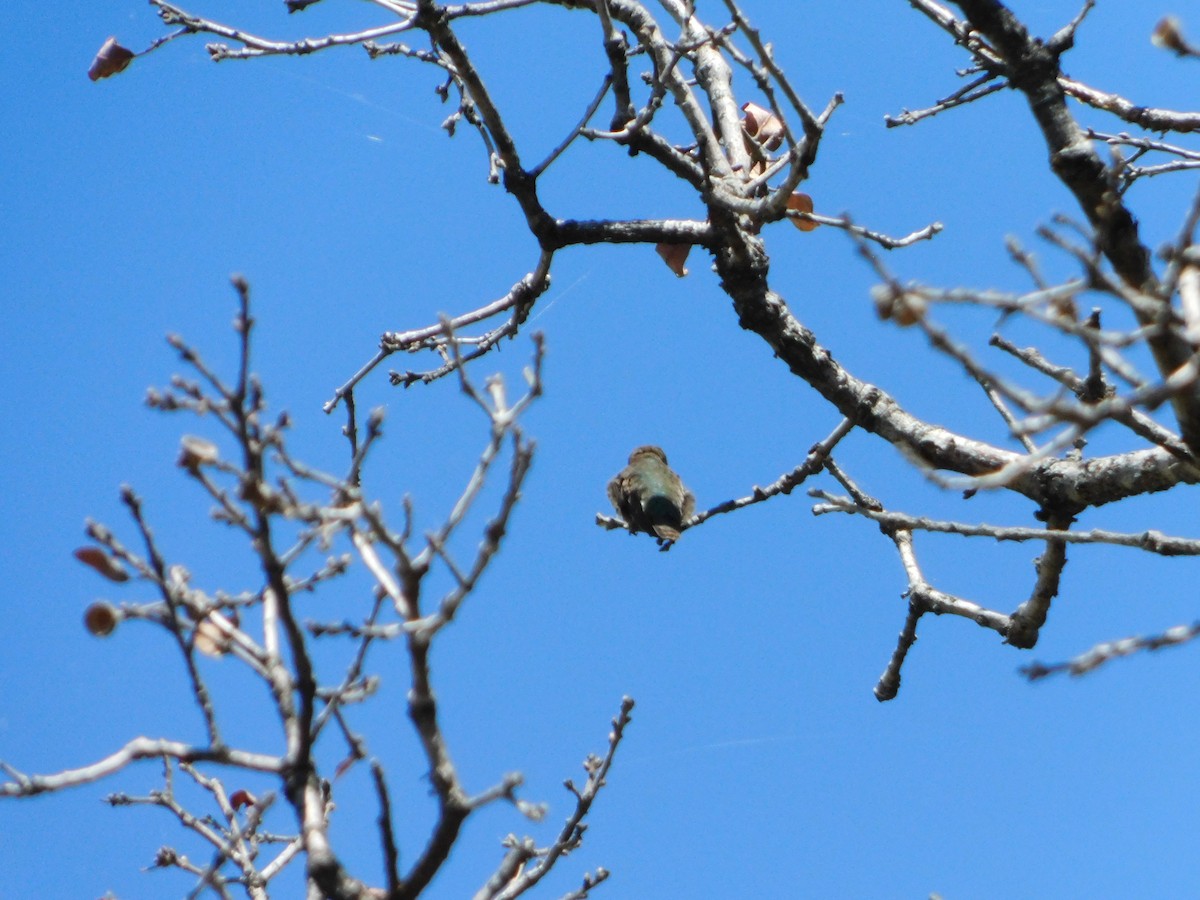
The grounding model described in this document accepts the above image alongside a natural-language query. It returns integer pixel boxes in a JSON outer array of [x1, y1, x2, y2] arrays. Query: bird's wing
[[680, 486, 696, 521], [606, 474, 623, 511], [608, 471, 642, 526]]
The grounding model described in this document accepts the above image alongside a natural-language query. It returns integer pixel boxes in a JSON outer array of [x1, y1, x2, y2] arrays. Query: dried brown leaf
[[178, 435, 219, 470], [741, 101, 788, 177], [655, 243, 691, 278], [1151, 16, 1186, 52], [195, 615, 230, 657], [787, 193, 818, 232], [75, 546, 130, 583], [741, 101, 785, 152], [88, 37, 135, 82], [229, 789, 257, 810], [871, 284, 926, 327]]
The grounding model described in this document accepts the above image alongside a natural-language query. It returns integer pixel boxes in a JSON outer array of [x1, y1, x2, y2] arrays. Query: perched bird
[[607, 445, 696, 550]]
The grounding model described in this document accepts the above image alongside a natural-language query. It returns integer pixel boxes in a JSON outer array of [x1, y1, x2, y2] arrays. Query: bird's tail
[[645, 495, 683, 542], [651, 523, 681, 541]]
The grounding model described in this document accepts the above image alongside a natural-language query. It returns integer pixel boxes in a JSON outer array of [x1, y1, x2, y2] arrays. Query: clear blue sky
[[3, 1, 1199, 897]]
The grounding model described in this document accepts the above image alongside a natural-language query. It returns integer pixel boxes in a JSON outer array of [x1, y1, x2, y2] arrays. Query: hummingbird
[[607, 445, 696, 550]]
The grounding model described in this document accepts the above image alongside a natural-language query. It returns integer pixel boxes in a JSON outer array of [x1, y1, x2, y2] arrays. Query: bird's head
[[629, 445, 668, 465]]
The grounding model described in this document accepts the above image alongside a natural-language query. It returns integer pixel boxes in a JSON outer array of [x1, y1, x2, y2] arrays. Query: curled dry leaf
[[1049, 294, 1079, 323], [194, 614, 231, 657], [516, 798, 547, 822], [88, 37, 135, 82], [240, 479, 285, 514], [229, 789, 257, 810], [74, 546, 131, 583], [741, 102, 785, 151], [871, 284, 926, 327], [1151, 16, 1186, 52], [892, 295, 926, 327], [786, 193, 819, 232], [741, 101, 786, 178], [84, 601, 121, 637], [178, 435, 219, 470], [655, 243, 691, 278]]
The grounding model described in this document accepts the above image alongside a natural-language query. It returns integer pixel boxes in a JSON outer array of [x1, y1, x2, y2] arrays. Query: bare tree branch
[[1023, 620, 1200, 680]]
